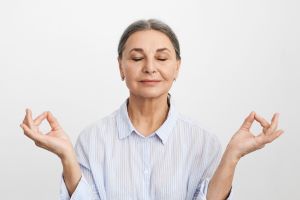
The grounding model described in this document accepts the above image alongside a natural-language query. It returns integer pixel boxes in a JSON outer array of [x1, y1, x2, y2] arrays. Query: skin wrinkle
[[20, 19, 284, 199], [118, 30, 180, 137]]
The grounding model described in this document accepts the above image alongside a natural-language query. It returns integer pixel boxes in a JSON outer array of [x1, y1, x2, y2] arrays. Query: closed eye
[[157, 58, 167, 61], [132, 57, 167, 61], [132, 57, 143, 61]]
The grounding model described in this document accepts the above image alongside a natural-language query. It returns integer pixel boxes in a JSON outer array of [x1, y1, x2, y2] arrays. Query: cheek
[[124, 67, 140, 80], [123, 66, 142, 89], [122, 61, 177, 82], [159, 64, 177, 81], [122, 62, 139, 78]]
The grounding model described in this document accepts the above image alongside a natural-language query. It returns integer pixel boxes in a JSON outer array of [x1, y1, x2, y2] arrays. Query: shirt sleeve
[[59, 128, 101, 200], [60, 173, 95, 200], [192, 178, 233, 200], [192, 131, 233, 200]]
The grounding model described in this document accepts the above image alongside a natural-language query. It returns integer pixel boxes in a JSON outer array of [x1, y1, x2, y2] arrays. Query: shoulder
[[175, 113, 223, 171], [175, 112, 222, 151], [75, 109, 118, 145]]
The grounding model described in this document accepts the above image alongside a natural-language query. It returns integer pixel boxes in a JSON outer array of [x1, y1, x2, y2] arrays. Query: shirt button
[[144, 169, 149, 174]]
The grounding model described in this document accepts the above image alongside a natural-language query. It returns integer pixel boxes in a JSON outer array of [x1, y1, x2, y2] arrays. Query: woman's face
[[118, 30, 181, 99]]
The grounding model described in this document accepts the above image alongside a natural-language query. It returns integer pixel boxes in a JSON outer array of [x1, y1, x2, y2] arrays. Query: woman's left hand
[[225, 111, 284, 163]]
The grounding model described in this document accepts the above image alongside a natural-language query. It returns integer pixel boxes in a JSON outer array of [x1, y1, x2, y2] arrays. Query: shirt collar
[[116, 93, 178, 145]]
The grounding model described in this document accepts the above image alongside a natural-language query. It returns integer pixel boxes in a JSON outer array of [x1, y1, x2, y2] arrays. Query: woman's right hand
[[20, 108, 74, 160]]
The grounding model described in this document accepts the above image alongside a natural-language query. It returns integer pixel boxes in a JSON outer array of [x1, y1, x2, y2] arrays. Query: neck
[[127, 93, 170, 137]]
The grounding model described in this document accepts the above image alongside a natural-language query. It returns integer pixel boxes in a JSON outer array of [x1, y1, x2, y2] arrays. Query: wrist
[[223, 146, 241, 166], [60, 149, 77, 165]]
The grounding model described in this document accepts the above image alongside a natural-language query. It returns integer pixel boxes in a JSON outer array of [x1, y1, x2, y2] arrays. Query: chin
[[130, 89, 169, 99]]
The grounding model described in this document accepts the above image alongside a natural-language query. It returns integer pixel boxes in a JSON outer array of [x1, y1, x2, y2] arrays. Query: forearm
[[61, 150, 82, 197], [207, 148, 238, 200]]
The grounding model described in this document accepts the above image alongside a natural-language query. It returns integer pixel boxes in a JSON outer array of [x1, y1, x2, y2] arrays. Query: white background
[[0, 0, 299, 199]]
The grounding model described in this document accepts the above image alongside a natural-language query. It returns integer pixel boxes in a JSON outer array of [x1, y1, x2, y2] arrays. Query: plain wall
[[0, 0, 299, 199]]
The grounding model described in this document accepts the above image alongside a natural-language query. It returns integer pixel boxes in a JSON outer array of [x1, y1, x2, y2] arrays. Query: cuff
[[193, 178, 233, 200], [225, 186, 233, 200], [59, 173, 92, 200], [193, 178, 210, 200]]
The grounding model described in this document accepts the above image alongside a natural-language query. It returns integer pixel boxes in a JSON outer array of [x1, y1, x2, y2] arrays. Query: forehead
[[124, 30, 174, 52]]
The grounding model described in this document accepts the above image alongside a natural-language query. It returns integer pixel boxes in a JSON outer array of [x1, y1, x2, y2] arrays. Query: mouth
[[140, 80, 161, 82], [139, 79, 161, 85]]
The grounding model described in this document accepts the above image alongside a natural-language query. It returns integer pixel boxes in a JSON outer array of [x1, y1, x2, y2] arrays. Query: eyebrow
[[129, 48, 171, 53]]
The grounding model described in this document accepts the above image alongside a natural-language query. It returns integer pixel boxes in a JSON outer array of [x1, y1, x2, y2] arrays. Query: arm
[[60, 130, 101, 200], [61, 150, 82, 196], [206, 148, 236, 200], [207, 111, 284, 200], [20, 109, 99, 199]]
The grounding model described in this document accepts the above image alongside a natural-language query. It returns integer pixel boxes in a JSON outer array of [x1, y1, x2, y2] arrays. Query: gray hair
[[117, 19, 181, 60]]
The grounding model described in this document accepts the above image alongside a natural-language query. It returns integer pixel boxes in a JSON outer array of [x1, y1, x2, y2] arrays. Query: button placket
[[142, 138, 151, 200]]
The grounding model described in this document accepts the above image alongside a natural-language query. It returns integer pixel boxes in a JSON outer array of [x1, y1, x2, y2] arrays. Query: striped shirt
[[59, 94, 232, 200]]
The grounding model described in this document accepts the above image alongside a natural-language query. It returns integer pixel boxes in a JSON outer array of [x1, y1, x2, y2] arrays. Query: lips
[[140, 79, 161, 82], [139, 79, 161, 86]]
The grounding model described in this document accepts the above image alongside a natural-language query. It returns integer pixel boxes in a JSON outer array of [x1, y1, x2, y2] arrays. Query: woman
[[20, 19, 283, 200]]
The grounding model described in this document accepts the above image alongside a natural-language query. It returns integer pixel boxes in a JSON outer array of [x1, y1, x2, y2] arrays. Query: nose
[[142, 58, 157, 74]]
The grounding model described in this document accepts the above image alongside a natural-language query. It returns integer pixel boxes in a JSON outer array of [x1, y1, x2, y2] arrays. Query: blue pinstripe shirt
[[60, 94, 232, 200]]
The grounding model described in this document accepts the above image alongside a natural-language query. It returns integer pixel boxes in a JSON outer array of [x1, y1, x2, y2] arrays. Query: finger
[[263, 129, 284, 144], [266, 113, 279, 135], [240, 111, 255, 131], [25, 108, 34, 128], [46, 111, 61, 130], [20, 123, 43, 142], [22, 113, 28, 126], [22, 109, 30, 126], [33, 111, 47, 126], [254, 113, 270, 133]]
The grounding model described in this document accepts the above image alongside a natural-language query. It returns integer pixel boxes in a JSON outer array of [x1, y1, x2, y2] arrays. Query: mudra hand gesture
[[20, 109, 74, 159], [226, 111, 284, 162], [206, 111, 283, 199], [20, 109, 283, 162], [20, 108, 284, 199]]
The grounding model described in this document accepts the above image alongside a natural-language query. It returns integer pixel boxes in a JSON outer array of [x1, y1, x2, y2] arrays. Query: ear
[[174, 59, 181, 79], [118, 57, 124, 79]]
